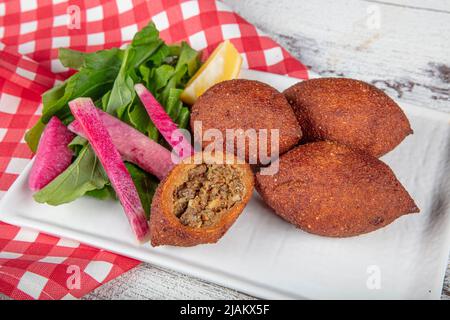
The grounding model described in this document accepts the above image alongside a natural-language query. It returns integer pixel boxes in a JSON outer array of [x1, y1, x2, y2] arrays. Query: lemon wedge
[[181, 40, 242, 105]]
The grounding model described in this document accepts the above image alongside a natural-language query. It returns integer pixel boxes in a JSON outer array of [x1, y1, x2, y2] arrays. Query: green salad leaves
[[33, 137, 109, 205], [27, 22, 201, 217]]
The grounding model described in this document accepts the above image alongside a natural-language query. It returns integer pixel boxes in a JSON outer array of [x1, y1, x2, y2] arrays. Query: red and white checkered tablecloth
[[0, 0, 308, 300]]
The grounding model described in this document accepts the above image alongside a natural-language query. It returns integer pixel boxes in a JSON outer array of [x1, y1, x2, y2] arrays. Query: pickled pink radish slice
[[29, 116, 75, 191], [134, 84, 194, 159], [68, 109, 173, 180], [69, 98, 149, 242]]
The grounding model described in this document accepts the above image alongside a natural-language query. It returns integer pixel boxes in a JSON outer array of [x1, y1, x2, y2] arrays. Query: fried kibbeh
[[150, 152, 254, 247], [190, 79, 302, 164], [283, 78, 413, 157], [256, 141, 419, 237]]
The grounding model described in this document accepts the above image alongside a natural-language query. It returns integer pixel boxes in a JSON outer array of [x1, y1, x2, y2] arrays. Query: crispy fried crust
[[190, 79, 302, 164], [150, 152, 254, 246], [283, 78, 413, 157], [256, 141, 419, 237]]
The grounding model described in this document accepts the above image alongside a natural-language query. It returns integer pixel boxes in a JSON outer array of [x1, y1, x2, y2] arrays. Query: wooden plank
[[1, 0, 448, 300], [82, 264, 255, 300], [362, 0, 450, 13]]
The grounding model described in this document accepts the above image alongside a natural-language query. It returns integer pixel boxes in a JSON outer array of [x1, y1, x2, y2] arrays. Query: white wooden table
[[1, 0, 449, 300]]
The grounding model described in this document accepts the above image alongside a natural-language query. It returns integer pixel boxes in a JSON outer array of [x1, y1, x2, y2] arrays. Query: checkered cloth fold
[[0, 0, 308, 299]]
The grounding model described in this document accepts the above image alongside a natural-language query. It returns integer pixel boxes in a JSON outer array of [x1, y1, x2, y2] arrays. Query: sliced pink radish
[[29, 116, 75, 191], [69, 98, 149, 242], [68, 109, 173, 180], [134, 84, 194, 159]]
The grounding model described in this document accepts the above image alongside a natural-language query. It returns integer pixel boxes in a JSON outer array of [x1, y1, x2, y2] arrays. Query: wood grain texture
[[223, 0, 449, 300], [1, 0, 448, 301], [82, 264, 256, 300]]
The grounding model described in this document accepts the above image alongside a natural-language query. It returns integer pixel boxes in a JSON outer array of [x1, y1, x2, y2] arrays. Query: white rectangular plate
[[1, 69, 449, 299]]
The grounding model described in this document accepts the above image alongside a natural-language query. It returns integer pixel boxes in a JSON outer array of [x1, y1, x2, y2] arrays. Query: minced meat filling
[[173, 164, 245, 228]]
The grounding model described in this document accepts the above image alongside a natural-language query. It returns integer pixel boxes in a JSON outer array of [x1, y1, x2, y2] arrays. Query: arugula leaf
[[58, 49, 86, 70], [68, 135, 87, 155], [33, 142, 108, 205], [151, 64, 176, 92], [25, 81, 73, 151], [127, 101, 151, 134], [101, 90, 112, 111], [67, 137, 115, 201], [159, 65, 188, 112], [33, 47, 123, 127], [83, 163, 158, 210], [28, 21, 202, 209], [177, 107, 190, 129], [131, 22, 159, 46], [105, 64, 135, 115], [106, 23, 163, 115], [42, 81, 67, 107], [134, 40, 201, 140], [139, 64, 152, 86], [147, 44, 170, 67], [59, 48, 124, 71], [42, 65, 121, 123], [125, 162, 158, 219], [129, 23, 162, 68], [85, 185, 116, 200], [165, 88, 183, 120], [176, 41, 201, 77], [83, 48, 124, 70], [26, 48, 124, 151], [147, 123, 159, 141], [25, 119, 46, 153]]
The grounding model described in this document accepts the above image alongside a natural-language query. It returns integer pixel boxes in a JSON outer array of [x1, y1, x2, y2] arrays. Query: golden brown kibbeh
[[256, 141, 419, 237], [283, 78, 413, 157], [190, 79, 302, 164], [150, 152, 254, 247]]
